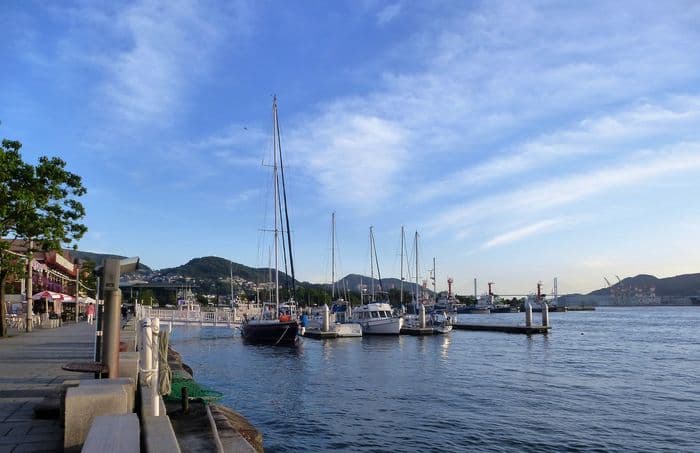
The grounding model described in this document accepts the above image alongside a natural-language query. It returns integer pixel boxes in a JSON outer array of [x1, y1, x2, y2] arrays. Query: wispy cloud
[[428, 144, 700, 237], [376, 2, 403, 26], [224, 189, 261, 209], [483, 219, 565, 249], [38, 0, 248, 126], [101, 1, 229, 123], [416, 96, 700, 201], [287, 1, 700, 214], [288, 111, 408, 210]]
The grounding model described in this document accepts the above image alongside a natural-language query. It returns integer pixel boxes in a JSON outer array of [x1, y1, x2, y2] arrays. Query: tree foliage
[[1, 138, 87, 337]]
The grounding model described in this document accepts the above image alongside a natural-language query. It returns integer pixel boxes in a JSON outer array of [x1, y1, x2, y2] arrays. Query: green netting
[[165, 376, 224, 404]]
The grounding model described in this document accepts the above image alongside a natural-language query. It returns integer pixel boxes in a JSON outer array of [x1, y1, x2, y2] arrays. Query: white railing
[[136, 306, 240, 326]]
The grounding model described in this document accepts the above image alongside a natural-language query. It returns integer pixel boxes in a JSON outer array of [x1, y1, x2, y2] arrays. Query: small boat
[[348, 227, 403, 335], [428, 310, 453, 334], [303, 213, 362, 338], [241, 97, 299, 346], [455, 305, 491, 314], [242, 316, 299, 345], [305, 303, 362, 337], [349, 302, 403, 335]]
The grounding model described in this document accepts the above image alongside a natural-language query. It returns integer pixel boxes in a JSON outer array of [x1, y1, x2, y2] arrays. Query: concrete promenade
[[0, 322, 95, 452]]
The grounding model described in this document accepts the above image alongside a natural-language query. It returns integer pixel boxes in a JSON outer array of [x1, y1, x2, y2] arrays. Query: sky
[[2, 0, 700, 296]]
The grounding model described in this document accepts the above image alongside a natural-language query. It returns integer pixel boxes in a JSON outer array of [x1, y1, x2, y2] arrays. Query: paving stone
[[0, 323, 95, 453]]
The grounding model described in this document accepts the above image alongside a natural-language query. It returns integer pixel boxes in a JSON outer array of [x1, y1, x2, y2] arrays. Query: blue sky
[[2, 0, 700, 296]]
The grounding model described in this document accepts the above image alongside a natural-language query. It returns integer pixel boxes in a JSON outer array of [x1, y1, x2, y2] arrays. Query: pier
[[400, 326, 435, 335], [0, 315, 262, 452], [452, 323, 550, 334]]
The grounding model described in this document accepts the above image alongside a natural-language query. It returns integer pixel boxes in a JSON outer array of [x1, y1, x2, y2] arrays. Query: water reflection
[[440, 335, 451, 359], [169, 307, 700, 452]]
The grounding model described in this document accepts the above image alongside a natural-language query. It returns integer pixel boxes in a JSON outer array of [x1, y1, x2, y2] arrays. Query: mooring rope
[[274, 325, 290, 345], [158, 329, 172, 396]]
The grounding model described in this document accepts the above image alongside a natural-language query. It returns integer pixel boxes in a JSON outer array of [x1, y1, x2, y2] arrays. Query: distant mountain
[[158, 256, 298, 285], [588, 273, 700, 296], [336, 273, 433, 296]]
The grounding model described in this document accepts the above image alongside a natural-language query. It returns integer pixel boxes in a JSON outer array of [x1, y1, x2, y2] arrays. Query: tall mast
[[276, 103, 295, 299], [331, 212, 336, 300], [273, 97, 280, 314], [370, 226, 375, 302], [230, 260, 234, 307], [432, 257, 437, 303], [268, 246, 272, 303], [400, 226, 405, 306], [415, 231, 419, 305]]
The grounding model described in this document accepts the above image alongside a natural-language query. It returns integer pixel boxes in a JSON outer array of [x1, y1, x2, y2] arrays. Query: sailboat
[[348, 227, 403, 335], [241, 96, 299, 345], [306, 212, 362, 337]]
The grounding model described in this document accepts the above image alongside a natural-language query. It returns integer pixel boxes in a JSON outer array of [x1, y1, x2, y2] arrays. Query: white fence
[[137, 307, 240, 327]]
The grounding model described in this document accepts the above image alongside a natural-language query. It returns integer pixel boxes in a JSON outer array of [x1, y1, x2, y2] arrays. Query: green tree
[[139, 289, 157, 306], [79, 260, 97, 298], [0, 139, 87, 337]]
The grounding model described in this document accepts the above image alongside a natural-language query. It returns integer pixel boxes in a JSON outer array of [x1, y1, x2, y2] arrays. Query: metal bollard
[[322, 304, 330, 332], [525, 303, 532, 327], [542, 302, 549, 327], [181, 386, 189, 414]]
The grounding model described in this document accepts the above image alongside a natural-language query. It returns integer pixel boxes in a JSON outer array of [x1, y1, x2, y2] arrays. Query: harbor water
[[170, 307, 700, 452]]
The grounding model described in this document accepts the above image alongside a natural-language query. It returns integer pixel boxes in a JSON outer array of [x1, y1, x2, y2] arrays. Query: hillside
[[337, 273, 433, 296], [588, 273, 700, 296], [158, 256, 298, 286]]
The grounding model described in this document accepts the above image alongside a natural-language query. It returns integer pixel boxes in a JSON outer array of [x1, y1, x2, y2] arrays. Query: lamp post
[[25, 240, 33, 332]]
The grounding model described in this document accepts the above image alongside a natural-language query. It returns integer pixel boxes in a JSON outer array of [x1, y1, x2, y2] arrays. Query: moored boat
[[242, 317, 299, 345], [349, 302, 403, 335], [240, 96, 299, 346]]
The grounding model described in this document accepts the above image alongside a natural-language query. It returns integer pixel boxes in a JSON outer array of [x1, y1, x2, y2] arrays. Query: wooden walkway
[[453, 323, 550, 334]]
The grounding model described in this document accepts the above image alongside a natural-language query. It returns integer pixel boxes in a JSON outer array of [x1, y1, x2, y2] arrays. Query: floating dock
[[400, 326, 435, 336], [302, 329, 340, 339], [453, 323, 550, 334]]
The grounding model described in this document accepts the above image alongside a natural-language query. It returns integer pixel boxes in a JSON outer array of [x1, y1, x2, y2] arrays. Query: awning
[[61, 294, 77, 303], [78, 296, 96, 305], [32, 290, 64, 301]]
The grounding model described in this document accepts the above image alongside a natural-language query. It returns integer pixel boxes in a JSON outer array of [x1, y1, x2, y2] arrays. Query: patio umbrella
[[32, 290, 63, 301], [32, 291, 63, 314]]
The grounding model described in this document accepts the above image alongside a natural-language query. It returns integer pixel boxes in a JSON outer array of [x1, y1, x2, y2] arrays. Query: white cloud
[[286, 1, 700, 214], [224, 189, 261, 209], [483, 219, 565, 249], [77, 0, 249, 125], [288, 111, 408, 210], [417, 96, 700, 201], [377, 3, 402, 26], [428, 144, 700, 237]]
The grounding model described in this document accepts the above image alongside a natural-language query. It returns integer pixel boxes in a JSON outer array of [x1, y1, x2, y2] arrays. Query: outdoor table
[[61, 361, 109, 378]]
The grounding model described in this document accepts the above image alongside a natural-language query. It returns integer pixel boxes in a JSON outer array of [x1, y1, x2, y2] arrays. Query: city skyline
[[2, 1, 699, 295]]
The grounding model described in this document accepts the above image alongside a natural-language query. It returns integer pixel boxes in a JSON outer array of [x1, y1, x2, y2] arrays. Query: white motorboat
[[349, 302, 403, 335]]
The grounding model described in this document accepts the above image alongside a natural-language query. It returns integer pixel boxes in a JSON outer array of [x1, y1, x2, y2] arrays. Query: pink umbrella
[[32, 291, 63, 314]]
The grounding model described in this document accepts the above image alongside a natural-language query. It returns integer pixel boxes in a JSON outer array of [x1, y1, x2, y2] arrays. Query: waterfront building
[[2, 240, 82, 321]]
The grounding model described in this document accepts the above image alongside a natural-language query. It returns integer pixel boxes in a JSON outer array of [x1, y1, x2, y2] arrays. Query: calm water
[[170, 307, 700, 452]]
